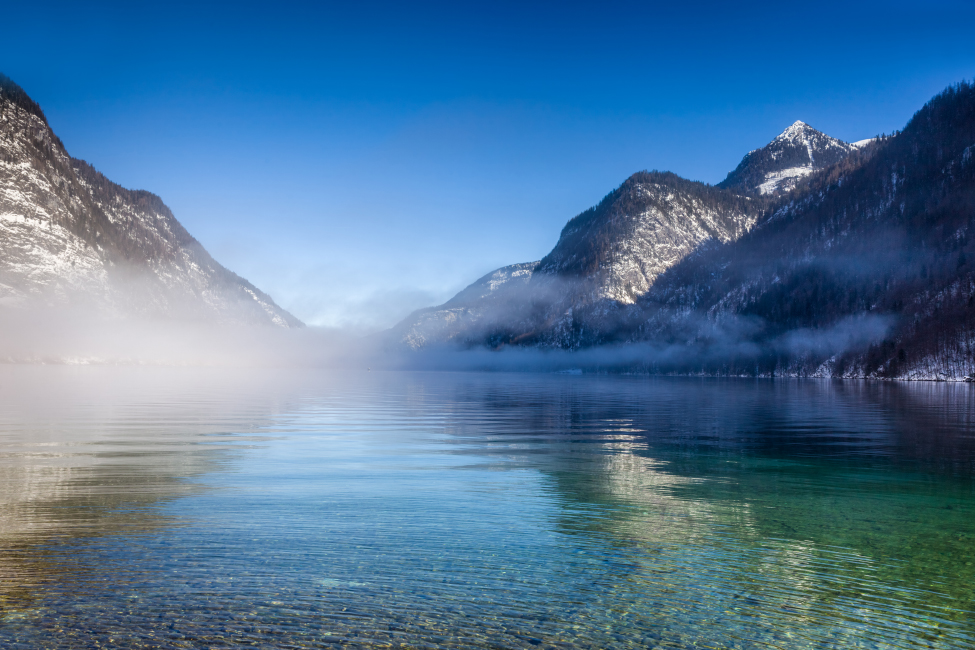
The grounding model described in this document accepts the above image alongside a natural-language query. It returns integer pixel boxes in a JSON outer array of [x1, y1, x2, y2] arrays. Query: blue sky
[[3, 1, 974, 328]]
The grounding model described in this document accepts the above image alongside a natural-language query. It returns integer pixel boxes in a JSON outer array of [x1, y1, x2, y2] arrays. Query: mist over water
[[0, 305, 369, 367], [3, 7, 973, 649], [0, 300, 895, 375], [0, 367, 972, 649]]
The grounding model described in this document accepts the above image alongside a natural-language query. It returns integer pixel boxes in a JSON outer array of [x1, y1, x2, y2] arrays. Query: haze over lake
[[2, 4, 975, 646], [1, 367, 972, 649]]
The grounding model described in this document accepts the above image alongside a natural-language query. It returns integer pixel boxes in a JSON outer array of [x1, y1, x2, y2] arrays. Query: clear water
[[0, 367, 973, 649]]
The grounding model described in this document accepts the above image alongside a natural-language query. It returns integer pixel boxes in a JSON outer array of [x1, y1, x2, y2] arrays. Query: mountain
[[391, 261, 538, 349], [390, 123, 866, 352], [0, 74, 301, 327], [392, 171, 762, 350], [392, 80, 975, 379], [519, 172, 764, 348], [630, 82, 975, 379], [717, 120, 856, 195], [535, 171, 759, 303]]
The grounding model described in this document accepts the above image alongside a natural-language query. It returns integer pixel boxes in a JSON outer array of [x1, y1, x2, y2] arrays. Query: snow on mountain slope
[[390, 172, 761, 349], [441, 261, 537, 306], [630, 82, 975, 379], [390, 261, 539, 349], [388, 122, 867, 351], [534, 171, 758, 305], [718, 121, 856, 195], [389, 81, 975, 380], [0, 74, 301, 327]]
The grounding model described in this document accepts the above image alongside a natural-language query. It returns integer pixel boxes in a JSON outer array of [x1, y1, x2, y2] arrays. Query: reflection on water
[[0, 368, 973, 648]]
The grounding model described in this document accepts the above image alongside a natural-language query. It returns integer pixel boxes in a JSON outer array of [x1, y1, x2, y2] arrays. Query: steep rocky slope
[[514, 173, 763, 348], [535, 171, 758, 303], [0, 74, 301, 327]]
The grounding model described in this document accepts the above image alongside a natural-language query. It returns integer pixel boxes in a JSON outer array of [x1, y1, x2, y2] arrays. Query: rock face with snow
[[717, 121, 855, 195], [391, 172, 763, 349], [393, 81, 975, 380], [0, 74, 301, 327], [634, 83, 975, 379], [390, 261, 539, 349], [534, 171, 758, 304]]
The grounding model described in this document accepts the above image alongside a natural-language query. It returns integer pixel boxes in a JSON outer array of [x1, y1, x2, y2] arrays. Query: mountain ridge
[[391, 170, 766, 351], [390, 80, 975, 380], [392, 119, 864, 352], [0, 74, 302, 328]]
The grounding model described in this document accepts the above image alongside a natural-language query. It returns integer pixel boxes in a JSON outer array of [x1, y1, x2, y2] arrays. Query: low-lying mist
[[0, 301, 893, 374], [397, 313, 894, 374], [0, 305, 368, 368]]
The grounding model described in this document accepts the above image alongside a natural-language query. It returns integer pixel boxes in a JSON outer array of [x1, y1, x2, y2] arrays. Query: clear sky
[[3, 1, 974, 329]]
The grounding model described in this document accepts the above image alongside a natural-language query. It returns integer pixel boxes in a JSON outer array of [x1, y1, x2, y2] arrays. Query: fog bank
[[0, 306, 372, 368], [0, 304, 893, 375]]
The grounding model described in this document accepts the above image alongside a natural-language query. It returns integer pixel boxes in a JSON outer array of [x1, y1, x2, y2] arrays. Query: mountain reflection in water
[[0, 368, 972, 649]]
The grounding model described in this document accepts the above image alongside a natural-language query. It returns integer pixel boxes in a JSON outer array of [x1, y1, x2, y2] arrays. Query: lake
[[0, 367, 972, 649]]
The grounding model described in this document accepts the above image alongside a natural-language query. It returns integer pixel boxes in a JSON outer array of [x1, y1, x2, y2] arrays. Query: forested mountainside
[[631, 82, 975, 379], [392, 81, 975, 380], [0, 74, 301, 327]]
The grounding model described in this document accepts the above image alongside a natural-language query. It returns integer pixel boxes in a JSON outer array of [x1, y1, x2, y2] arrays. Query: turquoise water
[[0, 367, 972, 648]]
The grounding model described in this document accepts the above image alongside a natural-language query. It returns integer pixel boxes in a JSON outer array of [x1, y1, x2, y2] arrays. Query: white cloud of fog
[[772, 313, 895, 358], [296, 286, 451, 332], [0, 297, 893, 373], [388, 313, 896, 374], [0, 305, 374, 368]]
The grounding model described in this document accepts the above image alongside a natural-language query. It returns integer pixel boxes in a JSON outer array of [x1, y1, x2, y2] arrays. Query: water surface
[[0, 368, 972, 648]]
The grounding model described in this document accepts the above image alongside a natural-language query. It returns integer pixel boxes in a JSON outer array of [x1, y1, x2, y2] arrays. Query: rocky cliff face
[[534, 171, 759, 304], [0, 74, 301, 327]]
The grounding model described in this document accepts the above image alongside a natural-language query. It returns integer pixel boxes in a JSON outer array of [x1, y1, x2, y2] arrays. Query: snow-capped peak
[[719, 120, 854, 195], [776, 120, 813, 141]]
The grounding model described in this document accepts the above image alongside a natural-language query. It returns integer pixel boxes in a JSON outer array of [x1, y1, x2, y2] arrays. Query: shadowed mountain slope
[[631, 82, 975, 379]]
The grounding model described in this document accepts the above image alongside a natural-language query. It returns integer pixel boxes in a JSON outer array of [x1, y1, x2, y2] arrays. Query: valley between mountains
[[3, 72, 975, 380]]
